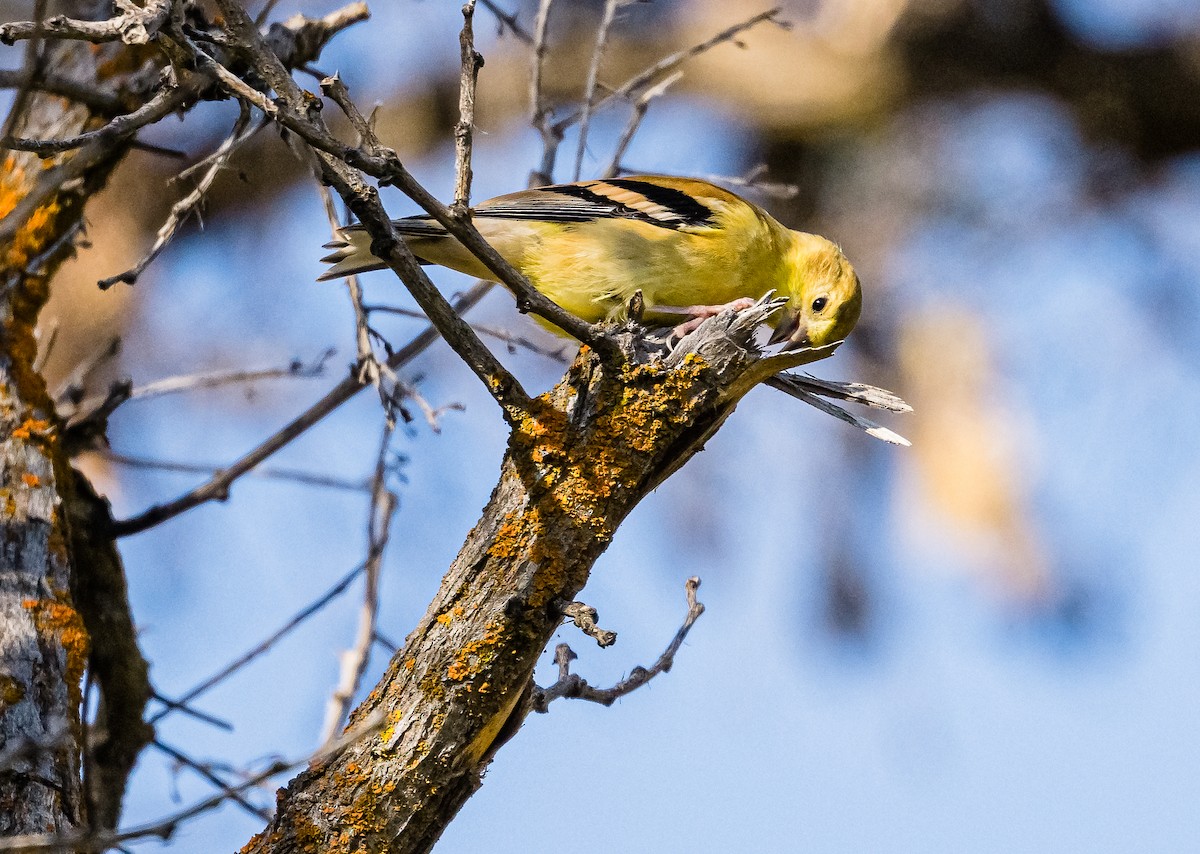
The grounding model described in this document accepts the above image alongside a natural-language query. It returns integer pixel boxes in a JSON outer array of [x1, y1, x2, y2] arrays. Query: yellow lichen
[[22, 593, 89, 709], [446, 622, 504, 682], [0, 674, 25, 705], [10, 418, 51, 441]]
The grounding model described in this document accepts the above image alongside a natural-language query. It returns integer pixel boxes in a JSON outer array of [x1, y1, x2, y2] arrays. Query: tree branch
[[534, 577, 705, 710], [240, 300, 847, 854]]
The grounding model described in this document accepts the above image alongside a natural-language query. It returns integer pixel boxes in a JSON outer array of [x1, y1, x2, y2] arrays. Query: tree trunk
[[0, 0, 152, 834]]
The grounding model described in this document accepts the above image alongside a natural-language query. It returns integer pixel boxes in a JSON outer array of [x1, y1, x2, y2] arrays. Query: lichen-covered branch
[[0, 0, 148, 836], [241, 300, 831, 854]]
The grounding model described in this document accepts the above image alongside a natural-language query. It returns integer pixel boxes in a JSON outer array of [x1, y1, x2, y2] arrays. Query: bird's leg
[[665, 297, 758, 337]]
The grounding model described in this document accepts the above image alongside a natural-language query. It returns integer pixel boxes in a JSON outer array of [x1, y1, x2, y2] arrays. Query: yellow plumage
[[319, 175, 862, 350]]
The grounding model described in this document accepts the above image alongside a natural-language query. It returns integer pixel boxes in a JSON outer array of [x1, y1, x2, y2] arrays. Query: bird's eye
[[811, 296, 829, 313]]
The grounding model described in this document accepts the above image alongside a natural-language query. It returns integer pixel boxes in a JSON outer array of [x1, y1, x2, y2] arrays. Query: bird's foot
[[669, 297, 758, 338]]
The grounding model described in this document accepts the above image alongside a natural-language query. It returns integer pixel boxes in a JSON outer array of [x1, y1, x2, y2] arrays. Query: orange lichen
[[435, 612, 452, 626], [446, 621, 504, 682], [10, 418, 51, 441], [22, 592, 90, 708], [21, 473, 40, 487]]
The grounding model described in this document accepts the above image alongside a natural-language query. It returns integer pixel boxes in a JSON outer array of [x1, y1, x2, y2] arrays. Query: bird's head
[[770, 232, 862, 351]]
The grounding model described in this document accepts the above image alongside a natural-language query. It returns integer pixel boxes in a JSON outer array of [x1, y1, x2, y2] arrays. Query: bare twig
[[373, 630, 400, 654], [318, 424, 398, 748], [149, 692, 232, 731], [364, 303, 572, 362], [453, 0, 482, 213], [529, 0, 559, 184], [603, 70, 683, 178], [315, 174, 388, 412], [60, 349, 334, 420], [1, 0, 49, 143], [53, 336, 121, 406], [766, 374, 911, 445], [100, 451, 371, 493], [148, 563, 368, 725], [2, 78, 194, 155], [573, 0, 624, 181], [151, 740, 271, 822], [0, 0, 171, 46], [533, 577, 706, 711], [97, 103, 256, 289], [171, 115, 269, 185], [686, 164, 801, 200], [478, 0, 534, 44], [108, 282, 492, 537], [554, 7, 786, 137], [255, 0, 285, 27], [194, 6, 550, 419], [560, 600, 617, 648]]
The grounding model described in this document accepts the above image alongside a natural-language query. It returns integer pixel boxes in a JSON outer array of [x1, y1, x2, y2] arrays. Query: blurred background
[[6, 0, 1200, 849]]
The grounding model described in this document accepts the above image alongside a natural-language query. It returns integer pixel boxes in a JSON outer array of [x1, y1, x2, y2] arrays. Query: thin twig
[[60, 349, 334, 418], [453, 0, 481, 214], [1, 0, 49, 143], [149, 692, 233, 731], [691, 164, 801, 200], [319, 423, 398, 748], [0, 0, 172, 45], [364, 303, 571, 362], [603, 70, 683, 178], [151, 740, 271, 822], [315, 174, 387, 412], [529, 0, 558, 184], [2, 77, 194, 155], [560, 600, 617, 647], [533, 577, 706, 711], [148, 563, 368, 725], [373, 630, 400, 654], [0, 64, 123, 118], [171, 115, 269, 185], [255, 0, 285, 27], [97, 103, 256, 289], [100, 451, 372, 494], [478, 0, 534, 44], [108, 282, 492, 537], [766, 375, 911, 446], [553, 7, 786, 137], [573, 0, 624, 181]]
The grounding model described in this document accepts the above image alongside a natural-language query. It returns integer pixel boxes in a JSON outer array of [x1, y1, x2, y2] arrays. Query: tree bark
[[243, 308, 820, 853], [0, 0, 157, 834]]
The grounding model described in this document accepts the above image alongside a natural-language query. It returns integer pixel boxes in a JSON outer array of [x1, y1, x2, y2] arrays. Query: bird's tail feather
[[316, 217, 447, 281]]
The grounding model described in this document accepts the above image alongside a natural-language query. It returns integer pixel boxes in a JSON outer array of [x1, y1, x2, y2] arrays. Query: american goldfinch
[[319, 175, 861, 350]]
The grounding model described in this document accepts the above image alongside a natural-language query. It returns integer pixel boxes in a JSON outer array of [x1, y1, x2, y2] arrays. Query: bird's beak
[[768, 308, 811, 351]]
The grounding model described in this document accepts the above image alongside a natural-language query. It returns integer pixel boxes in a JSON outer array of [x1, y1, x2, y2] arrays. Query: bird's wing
[[471, 176, 721, 232], [342, 176, 731, 242]]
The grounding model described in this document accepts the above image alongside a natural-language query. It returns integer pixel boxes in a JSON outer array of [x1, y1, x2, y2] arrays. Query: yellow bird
[[319, 175, 862, 350]]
